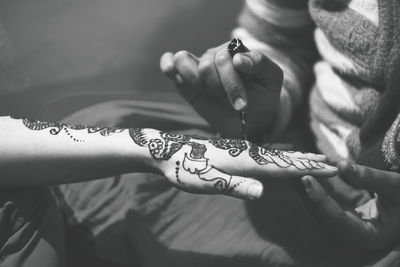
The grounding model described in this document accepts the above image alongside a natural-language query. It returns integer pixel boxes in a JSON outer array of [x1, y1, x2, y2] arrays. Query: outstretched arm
[[0, 116, 336, 199]]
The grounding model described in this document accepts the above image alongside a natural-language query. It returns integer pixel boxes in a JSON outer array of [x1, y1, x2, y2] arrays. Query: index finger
[[215, 49, 248, 111]]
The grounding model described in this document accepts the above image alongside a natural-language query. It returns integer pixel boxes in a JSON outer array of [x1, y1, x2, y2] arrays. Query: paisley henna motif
[[22, 119, 63, 135]]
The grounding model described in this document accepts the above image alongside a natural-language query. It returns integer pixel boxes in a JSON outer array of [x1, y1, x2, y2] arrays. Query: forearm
[[0, 116, 158, 187]]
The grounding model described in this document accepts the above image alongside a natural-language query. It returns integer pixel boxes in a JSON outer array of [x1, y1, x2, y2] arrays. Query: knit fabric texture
[[234, 0, 400, 170]]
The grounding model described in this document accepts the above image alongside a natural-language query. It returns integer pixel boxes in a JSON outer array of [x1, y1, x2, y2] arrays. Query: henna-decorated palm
[[130, 129, 337, 200]]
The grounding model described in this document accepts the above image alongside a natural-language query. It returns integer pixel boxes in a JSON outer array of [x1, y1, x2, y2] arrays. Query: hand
[[302, 160, 400, 252], [130, 128, 337, 200], [160, 41, 283, 142]]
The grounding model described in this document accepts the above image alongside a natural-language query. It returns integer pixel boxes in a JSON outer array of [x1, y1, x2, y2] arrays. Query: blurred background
[[0, 0, 242, 119]]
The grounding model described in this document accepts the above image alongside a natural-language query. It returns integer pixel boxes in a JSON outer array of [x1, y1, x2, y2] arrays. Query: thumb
[[338, 160, 400, 202], [233, 51, 283, 92]]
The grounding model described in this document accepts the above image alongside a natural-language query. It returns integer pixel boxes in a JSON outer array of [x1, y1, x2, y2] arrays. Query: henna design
[[20, 118, 124, 142], [87, 127, 124, 136], [249, 143, 325, 170], [64, 128, 84, 142], [129, 128, 148, 146], [175, 160, 184, 185], [129, 129, 236, 192], [130, 130, 206, 161], [22, 119, 64, 135], [209, 137, 247, 157], [147, 138, 184, 160], [160, 132, 191, 142], [182, 152, 233, 192], [129, 129, 328, 194], [187, 142, 206, 159]]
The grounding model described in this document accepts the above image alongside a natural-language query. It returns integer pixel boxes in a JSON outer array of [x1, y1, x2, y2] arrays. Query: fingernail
[[233, 96, 247, 110], [247, 183, 263, 199], [302, 177, 312, 191]]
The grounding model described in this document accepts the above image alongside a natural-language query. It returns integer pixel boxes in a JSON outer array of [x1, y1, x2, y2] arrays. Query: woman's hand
[[302, 161, 400, 252], [132, 128, 337, 200], [160, 41, 283, 142]]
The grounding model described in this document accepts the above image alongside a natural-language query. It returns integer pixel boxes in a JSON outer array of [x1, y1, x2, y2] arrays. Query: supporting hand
[[302, 160, 400, 252]]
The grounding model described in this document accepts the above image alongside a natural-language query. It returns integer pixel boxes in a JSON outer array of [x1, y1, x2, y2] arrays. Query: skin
[[0, 116, 337, 200], [160, 41, 284, 142], [160, 41, 400, 253], [303, 160, 400, 252]]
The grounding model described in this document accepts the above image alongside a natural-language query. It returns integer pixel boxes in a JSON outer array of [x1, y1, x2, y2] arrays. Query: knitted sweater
[[233, 0, 400, 171]]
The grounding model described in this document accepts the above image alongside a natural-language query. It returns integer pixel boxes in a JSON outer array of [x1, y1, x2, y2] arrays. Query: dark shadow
[[133, 0, 243, 95], [314, 0, 351, 11]]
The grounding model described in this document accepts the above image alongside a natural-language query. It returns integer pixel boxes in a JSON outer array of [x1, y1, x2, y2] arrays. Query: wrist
[[123, 128, 164, 174]]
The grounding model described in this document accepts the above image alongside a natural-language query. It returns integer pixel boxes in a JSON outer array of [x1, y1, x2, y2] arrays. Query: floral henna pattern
[[129, 129, 328, 192], [129, 129, 245, 192], [209, 137, 248, 157]]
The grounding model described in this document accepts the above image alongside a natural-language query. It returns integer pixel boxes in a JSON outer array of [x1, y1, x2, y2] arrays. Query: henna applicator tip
[[228, 38, 250, 141]]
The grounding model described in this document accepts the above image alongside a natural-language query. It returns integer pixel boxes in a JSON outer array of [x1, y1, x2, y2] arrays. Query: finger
[[247, 145, 337, 178], [171, 51, 203, 102], [180, 164, 263, 200], [302, 176, 383, 251], [338, 160, 400, 201], [160, 52, 184, 84], [226, 175, 263, 200], [233, 51, 283, 92], [215, 49, 248, 111], [317, 175, 372, 208], [198, 49, 224, 97], [282, 151, 328, 162], [173, 50, 201, 87], [160, 52, 177, 78]]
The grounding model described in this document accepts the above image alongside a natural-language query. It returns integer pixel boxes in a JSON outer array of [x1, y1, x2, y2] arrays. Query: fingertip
[[160, 52, 176, 77], [231, 177, 263, 200], [301, 175, 326, 201], [173, 50, 189, 65], [246, 182, 264, 200], [232, 96, 248, 111]]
